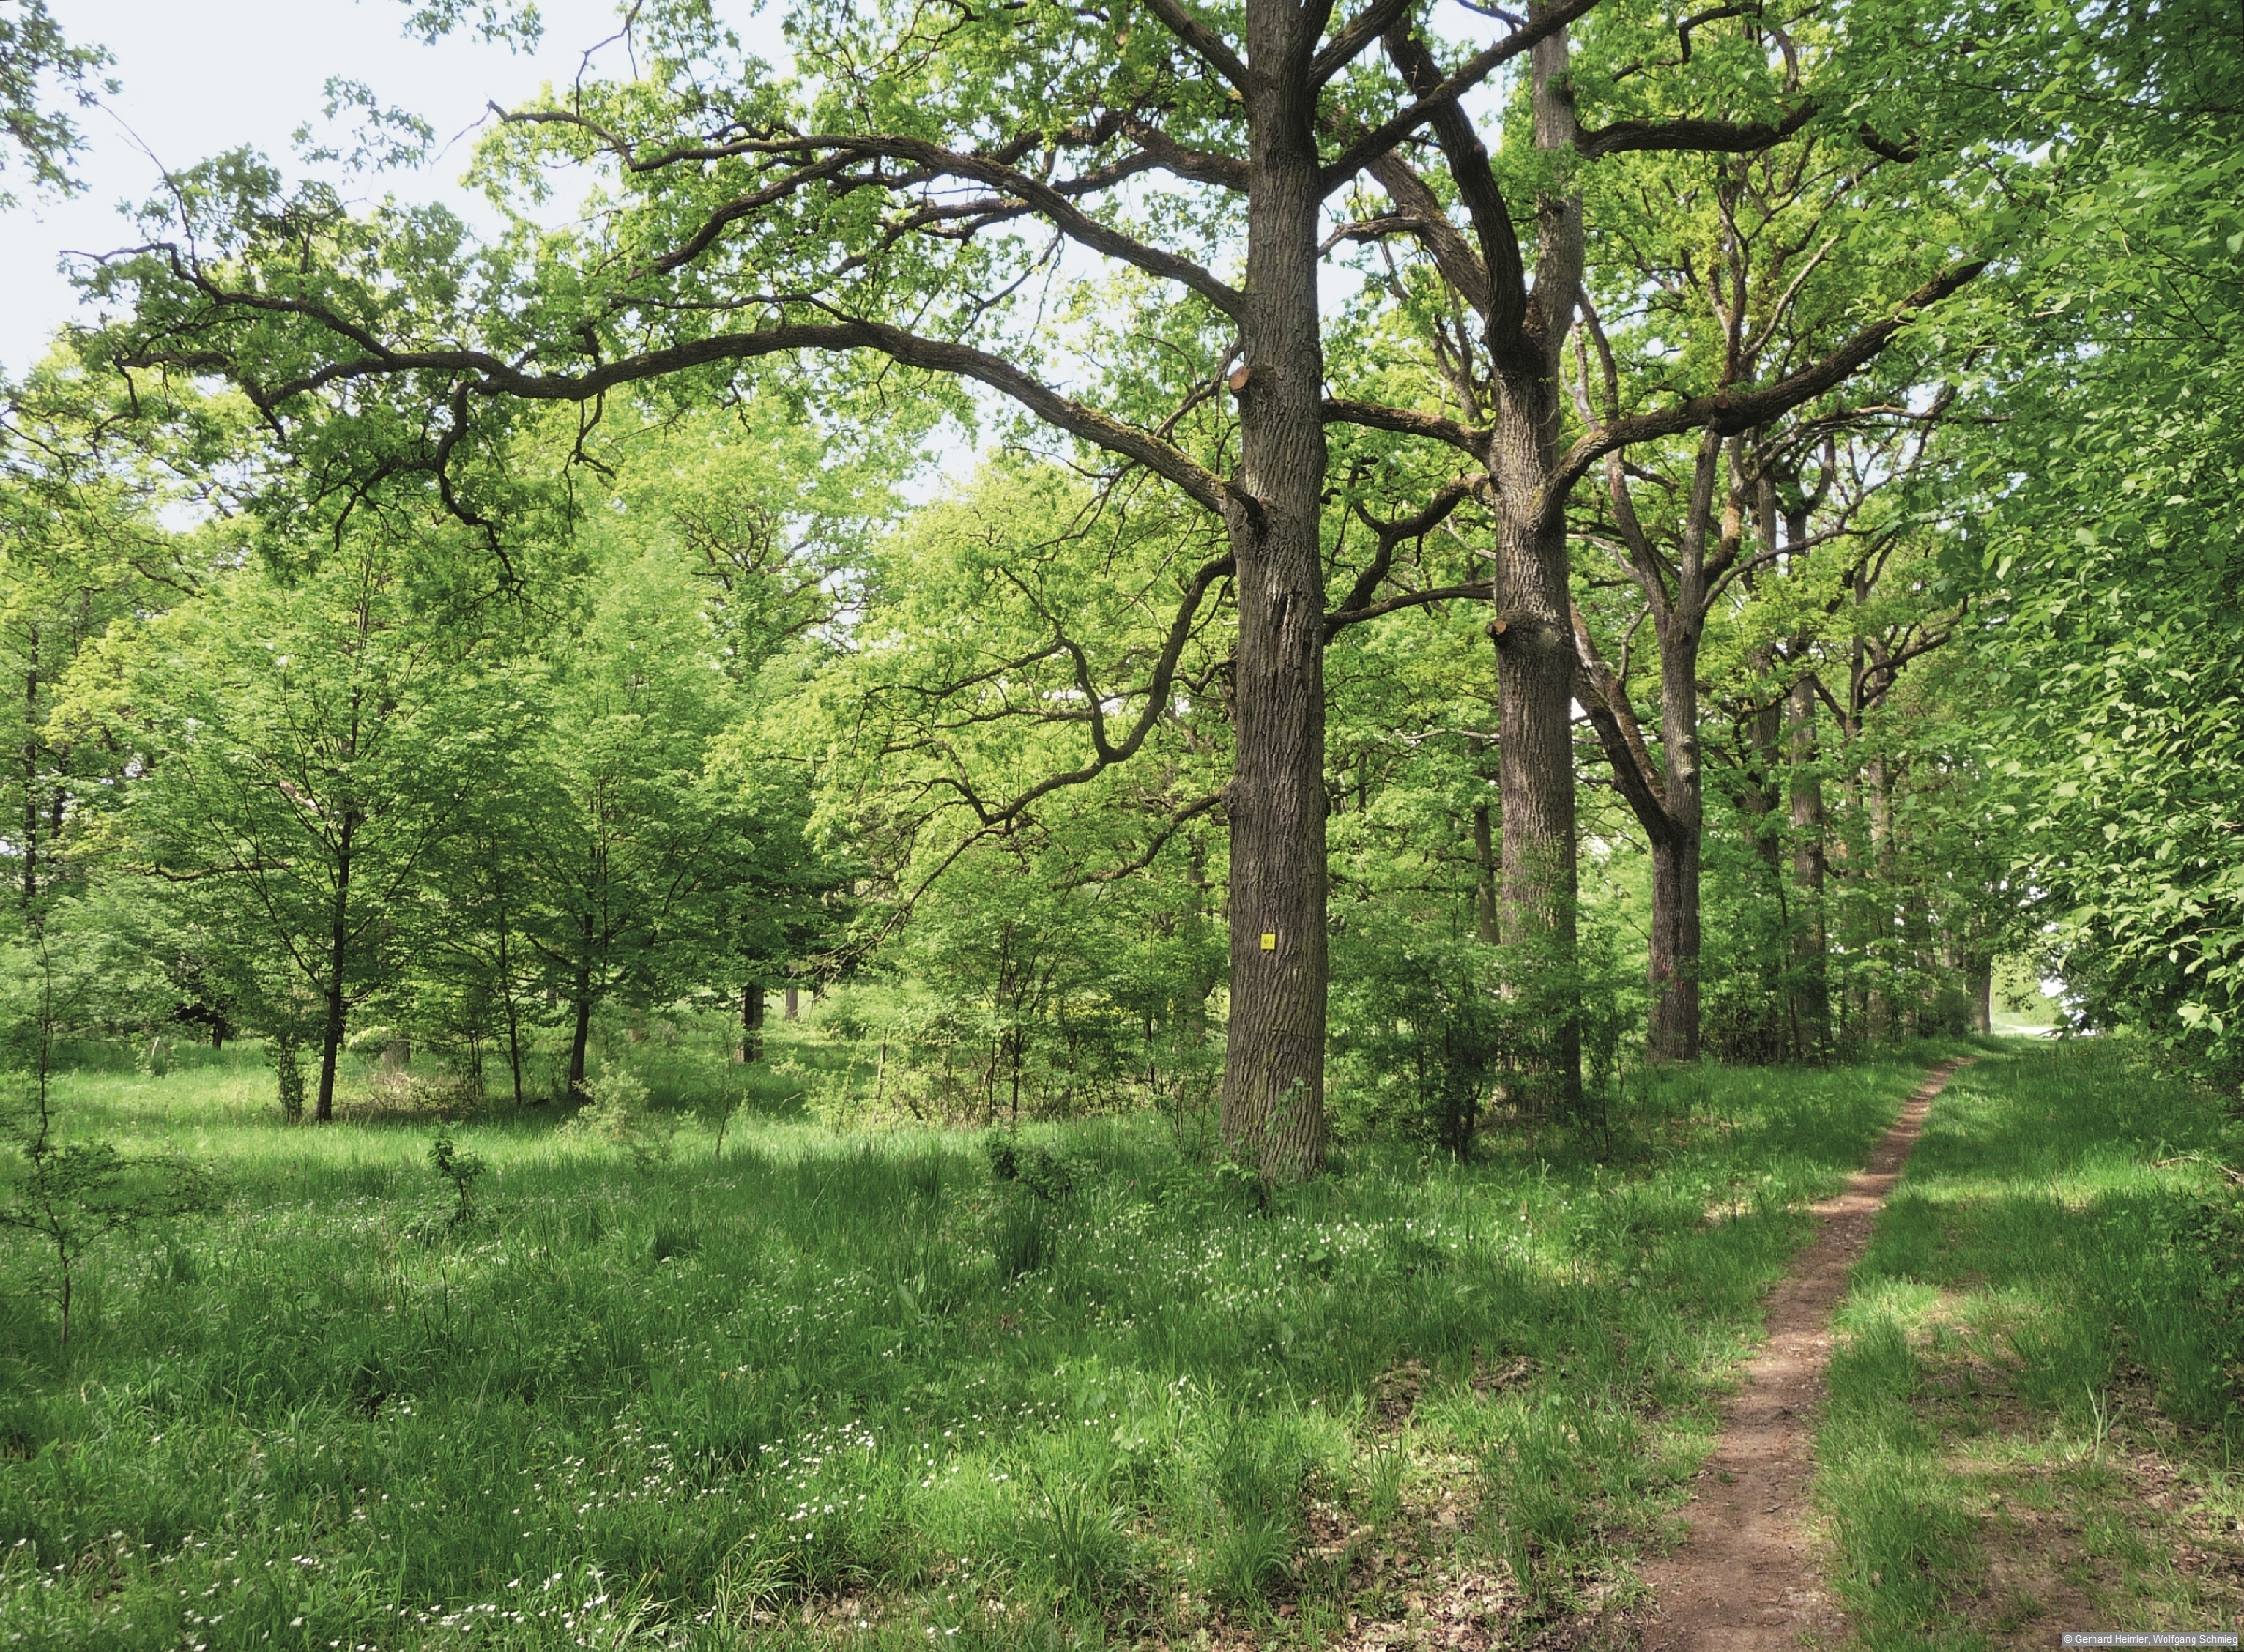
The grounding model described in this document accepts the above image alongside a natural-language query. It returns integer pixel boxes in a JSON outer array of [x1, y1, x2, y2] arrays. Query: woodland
[[0, 0, 2241, 1645]]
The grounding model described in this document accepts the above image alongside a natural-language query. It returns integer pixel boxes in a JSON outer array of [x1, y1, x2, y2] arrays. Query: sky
[[1, 0, 785, 378]]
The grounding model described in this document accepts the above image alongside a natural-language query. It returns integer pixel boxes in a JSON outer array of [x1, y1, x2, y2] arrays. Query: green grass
[[1819, 1041, 2244, 1648], [0, 1036, 1979, 1650]]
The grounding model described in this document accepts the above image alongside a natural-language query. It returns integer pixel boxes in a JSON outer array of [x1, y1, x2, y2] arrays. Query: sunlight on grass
[[1818, 1041, 2244, 1647], [0, 1041, 1975, 1648]]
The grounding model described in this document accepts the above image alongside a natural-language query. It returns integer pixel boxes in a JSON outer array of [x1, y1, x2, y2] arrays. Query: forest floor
[[1634, 1058, 1971, 1651], [0, 1035, 2237, 1650]]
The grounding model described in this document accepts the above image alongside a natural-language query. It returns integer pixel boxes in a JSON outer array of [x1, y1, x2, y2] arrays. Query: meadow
[[2, 1032, 2237, 1650]]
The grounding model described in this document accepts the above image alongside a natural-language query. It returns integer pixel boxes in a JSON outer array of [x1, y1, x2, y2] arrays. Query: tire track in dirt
[[1636, 1058, 1974, 1651]]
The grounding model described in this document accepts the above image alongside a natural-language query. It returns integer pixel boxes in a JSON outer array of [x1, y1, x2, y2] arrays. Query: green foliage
[[425, 1129, 486, 1227], [0, 1, 112, 201]]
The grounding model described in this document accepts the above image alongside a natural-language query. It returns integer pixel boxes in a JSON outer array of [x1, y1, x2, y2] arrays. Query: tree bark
[[1216, 0, 1331, 1183], [568, 967, 593, 1098], [314, 812, 355, 1123], [1786, 674, 1831, 1053], [1484, 18, 1588, 1101], [783, 984, 798, 1021], [1647, 827, 1703, 1063], [1966, 956, 1992, 1034], [1473, 800, 1499, 944], [741, 982, 766, 1062]]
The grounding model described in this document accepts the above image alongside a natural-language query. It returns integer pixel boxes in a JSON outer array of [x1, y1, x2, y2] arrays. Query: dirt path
[[1636, 1059, 1973, 1652]]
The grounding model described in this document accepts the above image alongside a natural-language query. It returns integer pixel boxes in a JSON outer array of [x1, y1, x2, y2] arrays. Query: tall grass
[[0, 1040, 1974, 1648]]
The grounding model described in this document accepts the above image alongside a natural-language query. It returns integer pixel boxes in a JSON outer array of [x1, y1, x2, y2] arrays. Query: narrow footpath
[[1637, 1058, 1974, 1651]]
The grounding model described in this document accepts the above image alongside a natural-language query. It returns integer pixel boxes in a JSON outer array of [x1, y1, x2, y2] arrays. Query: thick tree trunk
[[1481, 20, 1587, 1102], [1966, 957, 1992, 1034], [1647, 826, 1703, 1061], [1217, 6, 1331, 1182], [783, 985, 798, 1021], [741, 982, 766, 1063], [1640, 612, 1705, 1061], [1787, 675, 1831, 1053]]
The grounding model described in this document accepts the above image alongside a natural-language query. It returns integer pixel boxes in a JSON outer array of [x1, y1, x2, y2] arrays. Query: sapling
[[426, 1130, 487, 1227], [1, 930, 209, 1347]]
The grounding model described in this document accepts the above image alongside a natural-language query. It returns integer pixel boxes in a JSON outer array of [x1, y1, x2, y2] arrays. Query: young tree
[[72, 538, 495, 1118], [509, 544, 776, 1096]]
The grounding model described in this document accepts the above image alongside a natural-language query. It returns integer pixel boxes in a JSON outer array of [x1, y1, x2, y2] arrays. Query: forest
[[0, 0, 2239, 1645]]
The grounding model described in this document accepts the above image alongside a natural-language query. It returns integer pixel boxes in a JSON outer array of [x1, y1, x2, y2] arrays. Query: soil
[[1633, 1058, 1973, 1652]]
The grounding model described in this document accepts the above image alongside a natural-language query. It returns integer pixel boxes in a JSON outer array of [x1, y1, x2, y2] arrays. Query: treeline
[[1, 0, 2238, 1164]]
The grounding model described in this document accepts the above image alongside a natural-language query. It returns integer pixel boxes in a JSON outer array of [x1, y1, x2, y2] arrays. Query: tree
[[72, 537, 497, 1119], [83, 0, 1990, 1163], [1319, 0, 1982, 1068], [510, 543, 775, 1097]]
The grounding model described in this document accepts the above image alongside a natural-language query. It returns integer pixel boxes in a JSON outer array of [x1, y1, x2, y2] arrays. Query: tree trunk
[[1642, 606, 1706, 1061], [314, 813, 355, 1122], [1482, 20, 1587, 1102], [1647, 826, 1702, 1062], [1864, 752, 1894, 1038], [1787, 675, 1831, 1053], [496, 915, 525, 1106], [783, 985, 798, 1021], [568, 969, 593, 1098], [1473, 801, 1499, 944], [741, 983, 766, 1063], [1217, 7, 1331, 1182], [21, 629, 36, 908]]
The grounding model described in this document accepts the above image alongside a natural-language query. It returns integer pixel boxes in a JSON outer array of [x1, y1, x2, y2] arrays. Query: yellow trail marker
[[1259, 932, 1277, 951]]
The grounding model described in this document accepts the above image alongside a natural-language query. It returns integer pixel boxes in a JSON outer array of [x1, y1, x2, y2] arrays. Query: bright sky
[[2, 0, 787, 378]]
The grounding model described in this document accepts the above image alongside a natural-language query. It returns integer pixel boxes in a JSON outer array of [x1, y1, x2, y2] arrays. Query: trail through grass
[[1819, 1042, 2244, 1647], [3, 1038, 1978, 1648]]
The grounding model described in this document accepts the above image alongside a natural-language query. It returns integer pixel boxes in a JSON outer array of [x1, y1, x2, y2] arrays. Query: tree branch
[[1141, 0, 1250, 88], [1546, 259, 1984, 523], [1575, 101, 1817, 159], [1322, 395, 1489, 455], [1319, 0, 1603, 194], [120, 287, 1244, 518], [1325, 580, 1491, 636]]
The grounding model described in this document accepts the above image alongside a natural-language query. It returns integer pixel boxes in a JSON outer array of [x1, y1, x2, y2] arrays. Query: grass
[[1818, 1041, 2244, 1647], [0, 1030, 1983, 1649]]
